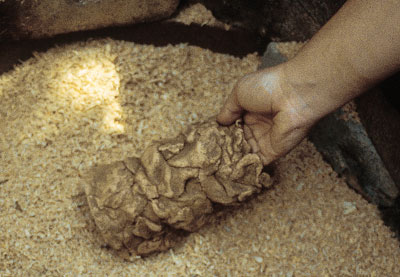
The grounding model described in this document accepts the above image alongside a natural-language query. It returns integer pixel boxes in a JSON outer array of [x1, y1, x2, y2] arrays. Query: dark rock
[[309, 109, 398, 207], [260, 42, 287, 68], [200, 0, 346, 41], [356, 80, 400, 191], [355, 78, 400, 237]]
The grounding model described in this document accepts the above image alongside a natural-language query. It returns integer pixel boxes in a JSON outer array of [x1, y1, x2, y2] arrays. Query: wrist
[[280, 54, 365, 125], [278, 61, 324, 129]]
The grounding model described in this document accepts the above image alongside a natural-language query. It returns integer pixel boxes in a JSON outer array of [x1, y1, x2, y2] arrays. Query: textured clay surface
[[85, 120, 272, 256]]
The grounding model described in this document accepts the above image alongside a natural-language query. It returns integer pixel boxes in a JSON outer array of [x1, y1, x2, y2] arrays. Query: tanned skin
[[217, 0, 400, 165]]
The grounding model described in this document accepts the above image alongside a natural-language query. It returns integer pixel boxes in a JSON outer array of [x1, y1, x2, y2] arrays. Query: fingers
[[243, 113, 278, 165], [217, 73, 260, 125], [217, 67, 290, 165], [217, 87, 243, 126], [218, 69, 280, 126], [217, 72, 264, 125], [243, 125, 267, 165]]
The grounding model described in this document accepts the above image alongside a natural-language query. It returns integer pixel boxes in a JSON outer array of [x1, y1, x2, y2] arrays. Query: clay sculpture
[[84, 120, 273, 256]]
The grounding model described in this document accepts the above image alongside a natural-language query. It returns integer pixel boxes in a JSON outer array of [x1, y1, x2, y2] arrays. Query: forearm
[[283, 0, 400, 122]]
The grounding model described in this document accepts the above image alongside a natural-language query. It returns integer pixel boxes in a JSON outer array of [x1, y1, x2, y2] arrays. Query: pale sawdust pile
[[275, 41, 307, 60], [170, 1, 231, 30], [0, 38, 399, 276]]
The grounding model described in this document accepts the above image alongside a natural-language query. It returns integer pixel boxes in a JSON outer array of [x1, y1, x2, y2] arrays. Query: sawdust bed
[[0, 38, 399, 276]]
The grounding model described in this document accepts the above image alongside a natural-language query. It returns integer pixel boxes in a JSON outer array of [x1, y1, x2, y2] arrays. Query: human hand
[[217, 65, 315, 165]]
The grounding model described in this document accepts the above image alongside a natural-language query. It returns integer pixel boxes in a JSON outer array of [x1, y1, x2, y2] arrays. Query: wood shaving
[[275, 41, 307, 59], [340, 101, 362, 122], [170, 1, 231, 30], [0, 38, 399, 276]]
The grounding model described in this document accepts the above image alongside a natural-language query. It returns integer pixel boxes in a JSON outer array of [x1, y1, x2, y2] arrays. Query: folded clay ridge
[[84, 120, 273, 256]]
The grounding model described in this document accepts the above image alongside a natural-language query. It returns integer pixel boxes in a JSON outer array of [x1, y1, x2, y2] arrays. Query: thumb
[[217, 69, 275, 125], [217, 86, 243, 125]]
